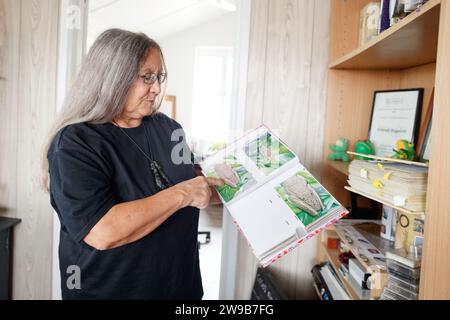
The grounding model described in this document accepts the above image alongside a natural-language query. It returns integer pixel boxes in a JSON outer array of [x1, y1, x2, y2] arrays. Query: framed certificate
[[368, 88, 423, 157]]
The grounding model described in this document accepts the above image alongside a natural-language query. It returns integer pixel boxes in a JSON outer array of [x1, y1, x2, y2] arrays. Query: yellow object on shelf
[[383, 172, 392, 180], [372, 179, 384, 189]]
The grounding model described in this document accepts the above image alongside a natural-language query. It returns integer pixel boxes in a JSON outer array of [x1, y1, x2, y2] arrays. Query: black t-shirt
[[48, 113, 202, 299]]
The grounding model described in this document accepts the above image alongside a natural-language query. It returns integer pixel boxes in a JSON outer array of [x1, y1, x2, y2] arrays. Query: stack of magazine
[[348, 160, 428, 212], [200, 126, 348, 267]]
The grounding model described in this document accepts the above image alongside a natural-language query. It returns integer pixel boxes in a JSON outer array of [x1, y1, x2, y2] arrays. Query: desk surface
[[0, 217, 21, 231]]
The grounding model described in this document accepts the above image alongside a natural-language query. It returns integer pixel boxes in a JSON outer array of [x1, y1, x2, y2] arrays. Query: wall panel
[[0, 0, 59, 299], [235, 0, 331, 299]]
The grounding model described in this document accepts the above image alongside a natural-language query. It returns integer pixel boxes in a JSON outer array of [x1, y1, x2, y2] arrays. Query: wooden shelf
[[328, 160, 349, 176], [330, 0, 441, 70], [321, 242, 361, 300], [323, 0, 450, 299], [345, 186, 424, 215], [347, 152, 429, 167]]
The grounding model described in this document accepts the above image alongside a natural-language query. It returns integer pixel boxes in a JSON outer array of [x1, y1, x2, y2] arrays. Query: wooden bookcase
[[318, 0, 450, 299]]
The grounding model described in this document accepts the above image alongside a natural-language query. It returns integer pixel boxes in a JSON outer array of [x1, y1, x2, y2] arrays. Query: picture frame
[[368, 88, 424, 157], [417, 89, 434, 162], [160, 95, 177, 120]]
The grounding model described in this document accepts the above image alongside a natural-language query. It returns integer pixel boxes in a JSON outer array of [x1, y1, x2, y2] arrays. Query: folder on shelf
[[349, 258, 371, 289]]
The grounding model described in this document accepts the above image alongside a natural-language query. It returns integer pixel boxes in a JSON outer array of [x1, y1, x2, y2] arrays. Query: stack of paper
[[348, 160, 428, 212]]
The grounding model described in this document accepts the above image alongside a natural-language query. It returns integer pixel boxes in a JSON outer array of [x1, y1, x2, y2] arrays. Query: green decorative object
[[328, 138, 350, 162], [354, 140, 375, 160], [392, 139, 416, 161]]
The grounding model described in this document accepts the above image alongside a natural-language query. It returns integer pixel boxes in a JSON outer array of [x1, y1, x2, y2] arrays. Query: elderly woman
[[42, 29, 224, 299]]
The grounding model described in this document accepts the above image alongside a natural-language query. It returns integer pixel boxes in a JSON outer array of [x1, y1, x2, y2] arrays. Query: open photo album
[[200, 126, 349, 267]]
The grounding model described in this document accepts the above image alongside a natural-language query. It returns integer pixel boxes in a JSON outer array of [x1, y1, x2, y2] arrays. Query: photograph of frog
[[205, 155, 257, 203], [244, 132, 296, 176], [275, 170, 340, 227]]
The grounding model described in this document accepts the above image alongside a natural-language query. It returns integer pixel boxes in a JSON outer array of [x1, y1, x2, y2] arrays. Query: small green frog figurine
[[328, 138, 350, 162]]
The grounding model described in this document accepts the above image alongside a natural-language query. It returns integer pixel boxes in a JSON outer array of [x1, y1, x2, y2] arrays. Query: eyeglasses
[[139, 73, 167, 86]]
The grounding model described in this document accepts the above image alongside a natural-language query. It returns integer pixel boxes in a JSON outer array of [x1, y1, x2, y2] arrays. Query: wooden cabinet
[[0, 217, 20, 300], [320, 0, 450, 299]]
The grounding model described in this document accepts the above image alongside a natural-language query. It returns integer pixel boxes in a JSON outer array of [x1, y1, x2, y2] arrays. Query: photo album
[[200, 126, 349, 267]]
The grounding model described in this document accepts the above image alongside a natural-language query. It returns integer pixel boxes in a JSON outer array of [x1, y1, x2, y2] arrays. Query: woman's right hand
[[173, 176, 224, 209]]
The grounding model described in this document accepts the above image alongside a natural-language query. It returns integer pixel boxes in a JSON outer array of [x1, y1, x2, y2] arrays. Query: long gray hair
[[41, 29, 167, 191]]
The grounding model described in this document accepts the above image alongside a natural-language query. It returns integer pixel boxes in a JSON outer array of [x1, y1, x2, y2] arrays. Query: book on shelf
[[379, 0, 391, 33], [380, 204, 397, 241], [348, 272, 371, 300], [339, 264, 349, 278], [311, 264, 332, 300], [387, 0, 428, 28], [348, 159, 428, 212], [390, 0, 406, 25], [349, 258, 371, 289], [200, 126, 348, 267], [319, 263, 351, 300]]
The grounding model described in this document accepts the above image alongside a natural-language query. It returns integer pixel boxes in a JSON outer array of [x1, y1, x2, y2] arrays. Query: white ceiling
[[87, 0, 236, 46]]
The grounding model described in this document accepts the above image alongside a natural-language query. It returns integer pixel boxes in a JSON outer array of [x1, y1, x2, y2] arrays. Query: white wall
[[159, 13, 237, 139]]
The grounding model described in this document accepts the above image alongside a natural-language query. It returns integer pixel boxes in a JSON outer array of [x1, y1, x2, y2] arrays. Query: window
[[191, 46, 234, 143]]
